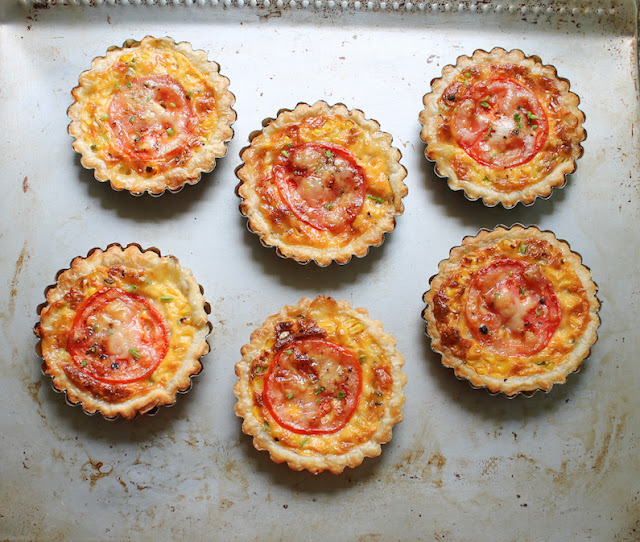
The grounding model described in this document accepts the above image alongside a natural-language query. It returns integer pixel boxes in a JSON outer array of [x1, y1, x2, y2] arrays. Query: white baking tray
[[1, 1, 639, 540]]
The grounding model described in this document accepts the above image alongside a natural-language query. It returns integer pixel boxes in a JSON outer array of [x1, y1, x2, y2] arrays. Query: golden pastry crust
[[234, 296, 406, 474], [68, 36, 236, 195], [236, 101, 408, 265], [419, 48, 585, 207], [34, 244, 211, 419], [422, 225, 600, 396]]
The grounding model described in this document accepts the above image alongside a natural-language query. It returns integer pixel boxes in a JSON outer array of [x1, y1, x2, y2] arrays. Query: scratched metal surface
[[1, 1, 639, 540]]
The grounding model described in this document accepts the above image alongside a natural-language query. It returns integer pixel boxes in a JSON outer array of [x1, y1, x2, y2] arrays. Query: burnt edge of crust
[[235, 100, 408, 266], [418, 47, 586, 209], [67, 36, 236, 197], [33, 242, 212, 420], [421, 224, 600, 398]]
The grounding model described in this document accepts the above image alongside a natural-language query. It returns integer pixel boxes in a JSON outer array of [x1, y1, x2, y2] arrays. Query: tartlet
[[234, 295, 406, 474], [419, 48, 586, 207], [68, 36, 236, 195], [34, 244, 211, 419], [422, 225, 600, 396], [236, 101, 408, 265]]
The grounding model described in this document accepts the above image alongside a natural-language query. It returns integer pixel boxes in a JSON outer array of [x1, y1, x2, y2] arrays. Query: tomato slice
[[273, 142, 366, 232], [465, 259, 561, 356], [67, 288, 169, 383], [108, 75, 196, 165], [452, 77, 548, 168], [263, 338, 362, 435]]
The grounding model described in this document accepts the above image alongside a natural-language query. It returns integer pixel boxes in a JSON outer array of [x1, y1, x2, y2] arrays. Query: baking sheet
[[1, 1, 639, 540]]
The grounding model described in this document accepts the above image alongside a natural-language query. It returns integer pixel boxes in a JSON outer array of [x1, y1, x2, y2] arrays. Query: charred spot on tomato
[[540, 296, 546, 304], [480, 324, 489, 335]]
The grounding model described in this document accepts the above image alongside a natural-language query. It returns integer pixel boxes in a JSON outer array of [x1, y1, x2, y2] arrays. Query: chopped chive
[[324, 150, 333, 159], [128, 285, 138, 291], [81, 360, 88, 367], [526, 111, 539, 121], [285, 349, 292, 355], [482, 175, 491, 183], [300, 437, 309, 447], [315, 387, 325, 395], [146, 96, 152, 102], [514, 112, 522, 130], [480, 101, 490, 109], [314, 164, 323, 173], [167, 127, 174, 136], [337, 391, 345, 400], [281, 150, 289, 158], [263, 421, 270, 432], [494, 292, 499, 299], [115, 82, 121, 90], [536, 307, 542, 316], [358, 354, 366, 363], [169, 102, 176, 108], [367, 195, 384, 204], [129, 349, 140, 360], [254, 366, 263, 374], [100, 114, 108, 120], [160, 296, 173, 302], [92, 324, 98, 332], [127, 82, 132, 88], [108, 329, 114, 335], [518, 243, 527, 255], [520, 286, 526, 296], [129, 115, 136, 123], [286, 393, 294, 400], [324, 202, 334, 210]]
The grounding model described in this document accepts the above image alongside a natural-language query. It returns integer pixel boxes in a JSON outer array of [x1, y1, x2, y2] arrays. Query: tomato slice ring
[[452, 77, 548, 169], [108, 75, 196, 164], [263, 338, 362, 435], [273, 142, 366, 232], [465, 259, 561, 356], [67, 288, 169, 383]]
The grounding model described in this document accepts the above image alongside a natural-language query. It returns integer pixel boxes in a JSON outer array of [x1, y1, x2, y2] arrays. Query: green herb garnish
[[514, 112, 522, 130], [324, 202, 334, 210], [127, 82, 132, 88], [520, 286, 526, 296], [81, 360, 88, 367], [100, 114, 108, 121], [160, 296, 173, 302], [337, 391, 345, 400], [167, 127, 174, 136], [480, 101, 490, 109], [324, 150, 333, 159], [263, 421, 270, 432], [169, 102, 176, 108], [129, 349, 140, 360], [315, 387, 325, 395], [358, 354, 366, 363], [281, 150, 289, 158], [285, 349, 292, 355], [518, 243, 527, 255], [286, 393, 294, 400], [129, 115, 136, 123], [367, 195, 384, 204]]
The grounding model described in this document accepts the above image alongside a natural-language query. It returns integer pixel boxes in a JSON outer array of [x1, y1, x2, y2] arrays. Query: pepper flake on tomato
[[234, 296, 406, 474], [236, 101, 408, 266], [422, 226, 600, 397], [34, 244, 211, 419], [419, 48, 586, 208], [68, 36, 236, 195]]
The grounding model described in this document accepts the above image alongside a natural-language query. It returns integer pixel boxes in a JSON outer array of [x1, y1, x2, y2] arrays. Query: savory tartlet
[[234, 295, 406, 474], [422, 225, 600, 396], [236, 101, 408, 265], [419, 48, 586, 207], [68, 36, 236, 195], [34, 244, 211, 419]]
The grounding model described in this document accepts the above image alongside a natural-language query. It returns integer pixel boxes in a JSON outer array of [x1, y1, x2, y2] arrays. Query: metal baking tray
[[1, 1, 638, 540]]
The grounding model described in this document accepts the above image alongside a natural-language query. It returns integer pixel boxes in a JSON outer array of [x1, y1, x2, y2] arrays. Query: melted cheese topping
[[75, 41, 220, 176], [431, 61, 582, 194], [249, 113, 398, 249], [247, 302, 395, 456], [433, 237, 592, 378], [39, 259, 202, 402]]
